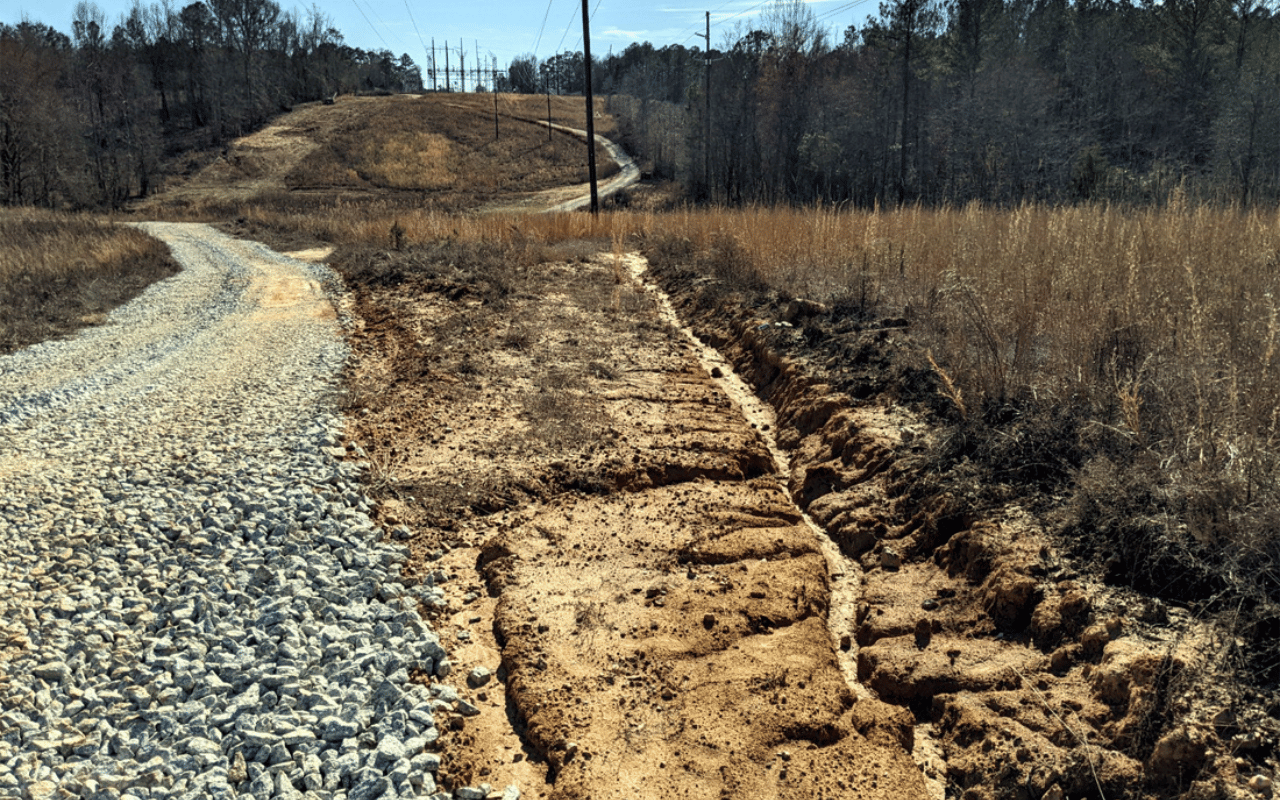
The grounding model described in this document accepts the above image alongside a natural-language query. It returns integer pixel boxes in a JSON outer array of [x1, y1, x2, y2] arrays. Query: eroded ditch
[[332, 241, 1271, 800]]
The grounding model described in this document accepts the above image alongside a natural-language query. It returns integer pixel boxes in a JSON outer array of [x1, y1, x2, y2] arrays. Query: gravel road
[[0, 224, 460, 800]]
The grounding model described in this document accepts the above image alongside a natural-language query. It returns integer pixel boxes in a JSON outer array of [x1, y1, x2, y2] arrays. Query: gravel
[[0, 224, 467, 800]]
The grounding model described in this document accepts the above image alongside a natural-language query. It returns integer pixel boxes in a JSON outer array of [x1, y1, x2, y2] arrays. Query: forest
[[5, 0, 1279, 210], [0, 0, 423, 208], [508, 0, 1280, 207]]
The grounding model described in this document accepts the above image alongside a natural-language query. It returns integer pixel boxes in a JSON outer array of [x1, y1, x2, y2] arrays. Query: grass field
[[0, 209, 178, 354]]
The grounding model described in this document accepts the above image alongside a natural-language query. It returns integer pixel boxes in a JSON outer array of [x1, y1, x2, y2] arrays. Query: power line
[[349, 0, 389, 50], [679, 0, 872, 48], [554, 1, 578, 54], [532, 0, 556, 56], [566, 0, 605, 54], [403, 0, 430, 63], [815, 0, 873, 22], [679, 0, 772, 46]]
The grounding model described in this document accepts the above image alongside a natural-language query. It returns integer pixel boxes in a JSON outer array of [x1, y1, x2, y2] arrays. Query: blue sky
[[2, 0, 871, 68]]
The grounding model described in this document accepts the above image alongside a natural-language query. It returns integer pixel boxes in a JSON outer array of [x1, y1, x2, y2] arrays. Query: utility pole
[[698, 11, 711, 198], [459, 39, 465, 92], [431, 39, 436, 91], [445, 43, 450, 92], [581, 0, 599, 213]]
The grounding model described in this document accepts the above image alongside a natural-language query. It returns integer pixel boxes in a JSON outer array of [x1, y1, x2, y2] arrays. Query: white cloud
[[601, 27, 648, 41]]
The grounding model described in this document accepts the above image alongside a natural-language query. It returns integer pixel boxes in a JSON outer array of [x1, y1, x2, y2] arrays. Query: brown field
[[0, 209, 178, 354], [143, 94, 620, 221]]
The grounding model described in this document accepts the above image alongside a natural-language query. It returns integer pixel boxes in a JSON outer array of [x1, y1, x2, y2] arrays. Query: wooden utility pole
[[445, 43, 450, 91], [431, 39, 437, 91], [699, 11, 711, 197], [581, 0, 599, 213], [459, 39, 465, 92]]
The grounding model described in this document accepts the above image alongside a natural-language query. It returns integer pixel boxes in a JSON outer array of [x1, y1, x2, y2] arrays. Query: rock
[[280, 729, 316, 747], [374, 734, 406, 768], [320, 715, 360, 741], [31, 663, 71, 683], [411, 752, 442, 773], [455, 788, 487, 800], [1249, 775, 1273, 794], [466, 667, 492, 689], [228, 751, 248, 784], [347, 770, 389, 800], [25, 780, 58, 800], [880, 547, 902, 571]]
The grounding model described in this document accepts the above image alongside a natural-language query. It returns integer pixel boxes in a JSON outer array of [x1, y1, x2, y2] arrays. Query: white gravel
[[0, 223, 466, 800]]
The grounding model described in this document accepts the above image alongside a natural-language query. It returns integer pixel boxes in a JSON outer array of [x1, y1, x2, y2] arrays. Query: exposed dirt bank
[[640, 251, 1280, 800], [332, 242, 927, 799]]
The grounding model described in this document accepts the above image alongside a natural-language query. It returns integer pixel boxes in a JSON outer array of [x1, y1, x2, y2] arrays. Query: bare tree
[[879, 0, 941, 202], [210, 0, 280, 126]]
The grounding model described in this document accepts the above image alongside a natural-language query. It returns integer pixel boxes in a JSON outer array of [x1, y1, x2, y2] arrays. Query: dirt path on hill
[[476, 120, 640, 214], [335, 247, 928, 799]]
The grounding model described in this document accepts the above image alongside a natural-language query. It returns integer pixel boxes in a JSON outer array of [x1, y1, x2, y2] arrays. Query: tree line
[[507, 0, 1280, 207], [1, 0, 423, 208]]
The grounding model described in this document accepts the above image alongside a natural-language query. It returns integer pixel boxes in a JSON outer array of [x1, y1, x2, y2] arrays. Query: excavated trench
[[334, 242, 1245, 800]]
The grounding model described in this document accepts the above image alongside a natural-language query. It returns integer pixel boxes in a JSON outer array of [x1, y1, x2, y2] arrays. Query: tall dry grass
[[0, 209, 178, 353], [206, 193, 1280, 471], [252, 199, 1280, 477]]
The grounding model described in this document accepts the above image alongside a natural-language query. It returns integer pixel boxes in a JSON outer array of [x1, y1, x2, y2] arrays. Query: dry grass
[[627, 200, 1280, 679], [0, 209, 179, 354], [147, 94, 621, 218]]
